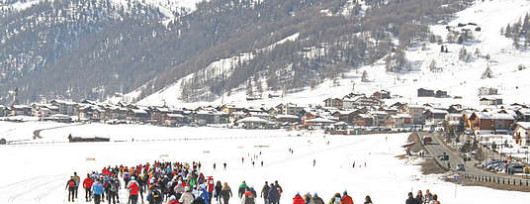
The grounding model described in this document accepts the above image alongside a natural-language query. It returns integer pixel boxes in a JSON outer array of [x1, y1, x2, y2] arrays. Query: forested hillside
[[0, 0, 473, 104]]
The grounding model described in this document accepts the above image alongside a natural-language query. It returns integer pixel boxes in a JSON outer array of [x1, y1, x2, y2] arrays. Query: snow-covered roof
[[448, 113, 462, 118], [231, 111, 247, 116], [475, 112, 514, 120], [52, 100, 77, 105], [305, 118, 335, 123], [167, 114, 185, 118], [516, 122, 530, 129], [357, 114, 372, 119], [370, 111, 388, 115], [250, 112, 270, 117], [392, 114, 412, 119], [407, 105, 425, 109], [429, 109, 448, 114], [275, 114, 299, 119], [237, 117, 270, 124], [131, 109, 148, 114]]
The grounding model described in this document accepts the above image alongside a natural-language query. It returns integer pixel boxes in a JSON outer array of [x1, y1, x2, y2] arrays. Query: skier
[[313, 159, 316, 167], [83, 174, 94, 202], [213, 163, 216, 170], [66, 176, 77, 202], [261, 161, 264, 167], [223, 163, 227, 170]]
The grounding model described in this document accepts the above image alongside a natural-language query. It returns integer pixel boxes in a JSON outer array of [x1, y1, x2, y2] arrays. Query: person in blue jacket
[[268, 184, 279, 204], [199, 187, 210, 204], [92, 179, 105, 204]]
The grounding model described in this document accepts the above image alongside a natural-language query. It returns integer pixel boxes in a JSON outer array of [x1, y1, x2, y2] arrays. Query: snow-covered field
[[0, 121, 529, 204]]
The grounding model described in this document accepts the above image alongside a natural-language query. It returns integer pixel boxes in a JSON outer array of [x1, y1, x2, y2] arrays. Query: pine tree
[[246, 80, 253, 96], [505, 24, 512, 37], [361, 70, 369, 82], [481, 65, 493, 79], [458, 47, 468, 62], [429, 60, 437, 72]]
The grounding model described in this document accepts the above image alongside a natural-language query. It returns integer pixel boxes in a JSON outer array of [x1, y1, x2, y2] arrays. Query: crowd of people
[[66, 160, 442, 204]]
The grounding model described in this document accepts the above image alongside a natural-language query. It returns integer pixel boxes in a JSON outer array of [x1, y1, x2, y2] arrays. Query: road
[[417, 132, 529, 182]]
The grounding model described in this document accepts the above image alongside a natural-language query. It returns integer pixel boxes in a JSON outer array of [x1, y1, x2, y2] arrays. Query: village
[[0, 88, 528, 140]]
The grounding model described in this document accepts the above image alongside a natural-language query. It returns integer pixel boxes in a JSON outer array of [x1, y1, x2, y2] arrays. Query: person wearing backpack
[[241, 189, 255, 204], [238, 181, 248, 198], [128, 178, 140, 204], [108, 178, 119, 204], [311, 193, 324, 204], [148, 186, 164, 204], [73, 172, 81, 199], [65, 176, 77, 202]]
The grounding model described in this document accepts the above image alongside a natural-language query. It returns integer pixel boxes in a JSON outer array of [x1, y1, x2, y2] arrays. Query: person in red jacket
[[128, 179, 140, 204], [207, 176, 214, 204], [341, 191, 354, 204], [293, 193, 305, 204], [65, 176, 76, 202], [82, 174, 94, 202]]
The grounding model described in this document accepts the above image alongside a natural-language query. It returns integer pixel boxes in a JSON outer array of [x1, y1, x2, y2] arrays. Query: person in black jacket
[[214, 181, 222, 203], [406, 192, 420, 204], [268, 184, 279, 204], [261, 182, 270, 204]]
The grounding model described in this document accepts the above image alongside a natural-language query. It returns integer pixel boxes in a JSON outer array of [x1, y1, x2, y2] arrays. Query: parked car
[[507, 164, 524, 174], [456, 163, 465, 171]]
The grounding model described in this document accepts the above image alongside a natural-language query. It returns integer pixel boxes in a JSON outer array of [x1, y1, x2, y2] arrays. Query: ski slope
[[0, 122, 529, 203]]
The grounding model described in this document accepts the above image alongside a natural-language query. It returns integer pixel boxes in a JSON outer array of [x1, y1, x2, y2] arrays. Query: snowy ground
[[0, 122, 529, 203]]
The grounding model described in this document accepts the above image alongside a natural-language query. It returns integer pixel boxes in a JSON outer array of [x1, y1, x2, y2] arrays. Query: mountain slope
[[0, 0, 471, 104], [138, 0, 530, 108]]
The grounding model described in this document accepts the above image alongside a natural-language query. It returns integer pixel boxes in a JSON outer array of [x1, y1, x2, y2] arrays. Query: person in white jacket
[[180, 186, 195, 204]]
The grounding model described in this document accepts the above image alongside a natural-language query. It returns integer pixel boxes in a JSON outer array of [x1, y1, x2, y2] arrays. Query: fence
[[458, 173, 530, 187], [2, 134, 291, 146]]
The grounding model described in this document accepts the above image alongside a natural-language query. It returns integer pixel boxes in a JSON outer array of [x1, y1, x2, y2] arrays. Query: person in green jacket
[[238, 181, 248, 198]]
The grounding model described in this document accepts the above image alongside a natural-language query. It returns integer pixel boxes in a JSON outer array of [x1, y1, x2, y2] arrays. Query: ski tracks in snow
[[0, 173, 67, 203]]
